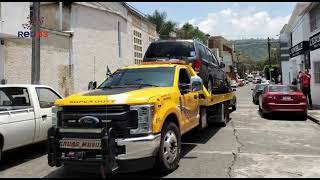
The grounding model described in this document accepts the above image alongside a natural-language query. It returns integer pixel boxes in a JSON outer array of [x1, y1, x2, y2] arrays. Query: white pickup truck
[[0, 84, 62, 159]]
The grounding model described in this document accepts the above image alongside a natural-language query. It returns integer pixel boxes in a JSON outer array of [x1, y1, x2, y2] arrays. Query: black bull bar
[[47, 125, 126, 173]]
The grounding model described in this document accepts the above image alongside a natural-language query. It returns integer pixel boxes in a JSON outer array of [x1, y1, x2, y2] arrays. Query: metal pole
[[268, 37, 272, 81], [31, 2, 40, 84], [59, 2, 63, 30]]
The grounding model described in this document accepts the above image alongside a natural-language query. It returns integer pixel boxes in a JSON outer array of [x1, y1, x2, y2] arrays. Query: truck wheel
[[221, 102, 230, 127], [155, 122, 181, 173], [197, 108, 207, 131]]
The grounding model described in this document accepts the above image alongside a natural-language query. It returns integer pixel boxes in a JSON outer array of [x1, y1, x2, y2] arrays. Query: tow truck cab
[[47, 62, 207, 173]]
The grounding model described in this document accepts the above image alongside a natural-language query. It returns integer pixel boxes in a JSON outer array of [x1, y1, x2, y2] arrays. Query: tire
[[258, 104, 262, 112], [197, 108, 207, 131], [0, 139, 2, 162], [232, 105, 236, 111], [221, 103, 229, 127], [262, 112, 269, 119], [231, 99, 237, 111], [302, 113, 308, 121], [155, 122, 181, 173]]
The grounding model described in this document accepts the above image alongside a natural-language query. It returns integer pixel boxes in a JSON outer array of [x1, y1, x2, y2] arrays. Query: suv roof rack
[[141, 60, 189, 65]]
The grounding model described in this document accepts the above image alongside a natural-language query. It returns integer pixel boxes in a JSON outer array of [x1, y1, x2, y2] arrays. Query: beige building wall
[[70, 3, 132, 92], [129, 12, 157, 64], [4, 31, 70, 96]]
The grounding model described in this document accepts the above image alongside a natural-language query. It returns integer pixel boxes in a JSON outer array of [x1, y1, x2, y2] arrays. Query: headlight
[[52, 106, 62, 128], [130, 104, 154, 134]]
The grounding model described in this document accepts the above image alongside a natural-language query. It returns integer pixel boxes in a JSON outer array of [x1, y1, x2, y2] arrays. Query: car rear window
[[144, 41, 195, 59], [257, 85, 267, 91], [268, 86, 298, 92]]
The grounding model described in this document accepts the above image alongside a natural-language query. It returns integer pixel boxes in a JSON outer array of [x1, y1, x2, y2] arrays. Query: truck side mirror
[[179, 83, 190, 95], [190, 76, 203, 92], [88, 81, 97, 90]]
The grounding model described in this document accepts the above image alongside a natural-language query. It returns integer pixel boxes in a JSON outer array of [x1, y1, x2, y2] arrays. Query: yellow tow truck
[[47, 60, 235, 176]]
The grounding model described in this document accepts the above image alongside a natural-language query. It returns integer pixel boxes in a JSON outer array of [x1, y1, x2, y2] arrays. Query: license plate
[[60, 138, 101, 150], [282, 96, 292, 101]]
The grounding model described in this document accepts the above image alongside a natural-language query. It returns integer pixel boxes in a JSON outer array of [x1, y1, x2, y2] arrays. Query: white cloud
[[186, 7, 290, 40]]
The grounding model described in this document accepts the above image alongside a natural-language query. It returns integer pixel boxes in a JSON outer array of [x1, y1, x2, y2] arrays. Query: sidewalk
[[308, 109, 320, 124]]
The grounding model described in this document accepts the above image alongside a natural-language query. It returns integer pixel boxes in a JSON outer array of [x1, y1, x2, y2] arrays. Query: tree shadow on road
[[258, 111, 306, 121], [0, 142, 47, 171]]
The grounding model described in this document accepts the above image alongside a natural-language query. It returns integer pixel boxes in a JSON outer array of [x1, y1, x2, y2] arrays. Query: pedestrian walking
[[301, 69, 313, 110]]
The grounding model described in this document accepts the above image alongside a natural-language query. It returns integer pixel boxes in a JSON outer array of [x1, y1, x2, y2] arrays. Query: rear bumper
[[263, 103, 307, 113]]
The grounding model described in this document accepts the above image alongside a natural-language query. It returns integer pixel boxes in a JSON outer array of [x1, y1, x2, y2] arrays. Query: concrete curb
[[308, 114, 320, 125]]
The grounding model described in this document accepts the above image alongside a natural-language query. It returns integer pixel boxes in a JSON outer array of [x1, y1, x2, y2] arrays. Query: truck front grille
[[58, 105, 138, 133]]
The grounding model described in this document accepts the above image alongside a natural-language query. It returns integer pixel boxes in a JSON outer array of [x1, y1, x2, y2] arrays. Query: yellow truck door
[[177, 67, 200, 133]]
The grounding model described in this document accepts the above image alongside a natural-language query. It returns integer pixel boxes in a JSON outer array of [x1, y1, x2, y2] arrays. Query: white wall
[[281, 61, 291, 85], [0, 2, 29, 38], [310, 49, 320, 107], [71, 4, 132, 92], [291, 14, 310, 46]]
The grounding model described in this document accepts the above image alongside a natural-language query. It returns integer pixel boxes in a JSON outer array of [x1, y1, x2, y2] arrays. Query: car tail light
[[194, 59, 202, 72]]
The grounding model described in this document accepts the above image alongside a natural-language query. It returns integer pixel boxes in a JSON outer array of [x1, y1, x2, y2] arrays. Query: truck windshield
[[98, 67, 175, 88], [144, 41, 195, 59]]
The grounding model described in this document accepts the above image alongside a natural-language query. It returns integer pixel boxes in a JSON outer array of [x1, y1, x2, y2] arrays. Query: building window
[[118, 21, 121, 58], [310, 4, 320, 32], [133, 30, 143, 64], [314, 61, 320, 83]]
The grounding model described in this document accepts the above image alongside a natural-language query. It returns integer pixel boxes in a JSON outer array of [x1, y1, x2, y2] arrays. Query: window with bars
[[118, 21, 121, 58], [314, 61, 320, 83], [133, 30, 143, 64]]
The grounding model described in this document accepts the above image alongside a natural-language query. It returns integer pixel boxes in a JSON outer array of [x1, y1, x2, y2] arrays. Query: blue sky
[[128, 2, 297, 40]]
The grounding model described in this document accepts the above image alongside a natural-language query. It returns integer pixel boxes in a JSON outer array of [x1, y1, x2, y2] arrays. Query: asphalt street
[[1, 84, 320, 178]]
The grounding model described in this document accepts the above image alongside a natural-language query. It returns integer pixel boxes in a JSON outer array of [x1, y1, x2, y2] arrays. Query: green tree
[[147, 10, 177, 38], [147, 10, 167, 33], [176, 23, 208, 44]]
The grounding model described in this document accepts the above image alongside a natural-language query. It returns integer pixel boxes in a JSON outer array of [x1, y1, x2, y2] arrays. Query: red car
[[258, 85, 307, 119]]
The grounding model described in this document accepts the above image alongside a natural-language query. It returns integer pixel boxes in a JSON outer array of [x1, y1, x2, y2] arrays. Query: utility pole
[[31, 2, 40, 84], [267, 37, 272, 81]]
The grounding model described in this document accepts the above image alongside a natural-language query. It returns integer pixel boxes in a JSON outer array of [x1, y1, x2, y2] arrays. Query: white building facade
[[1, 2, 158, 96], [281, 2, 320, 108]]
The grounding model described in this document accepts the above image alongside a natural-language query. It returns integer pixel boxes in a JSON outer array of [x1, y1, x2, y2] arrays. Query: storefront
[[289, 41, 310, 83], [309, 31, 320, 107]]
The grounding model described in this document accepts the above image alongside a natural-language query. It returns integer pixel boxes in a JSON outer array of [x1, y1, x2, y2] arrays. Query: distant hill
[[232, 39, 272, 61]]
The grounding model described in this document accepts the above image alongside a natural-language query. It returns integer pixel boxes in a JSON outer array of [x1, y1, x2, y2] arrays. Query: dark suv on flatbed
[[143, 39, 226, 94]]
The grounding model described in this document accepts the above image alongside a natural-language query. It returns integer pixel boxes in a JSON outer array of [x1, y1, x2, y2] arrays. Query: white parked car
[[261, 80, 270, 85], [247, 75, 254, 82], [0, 84, 62, 159], [231, 80, 238, 88]]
